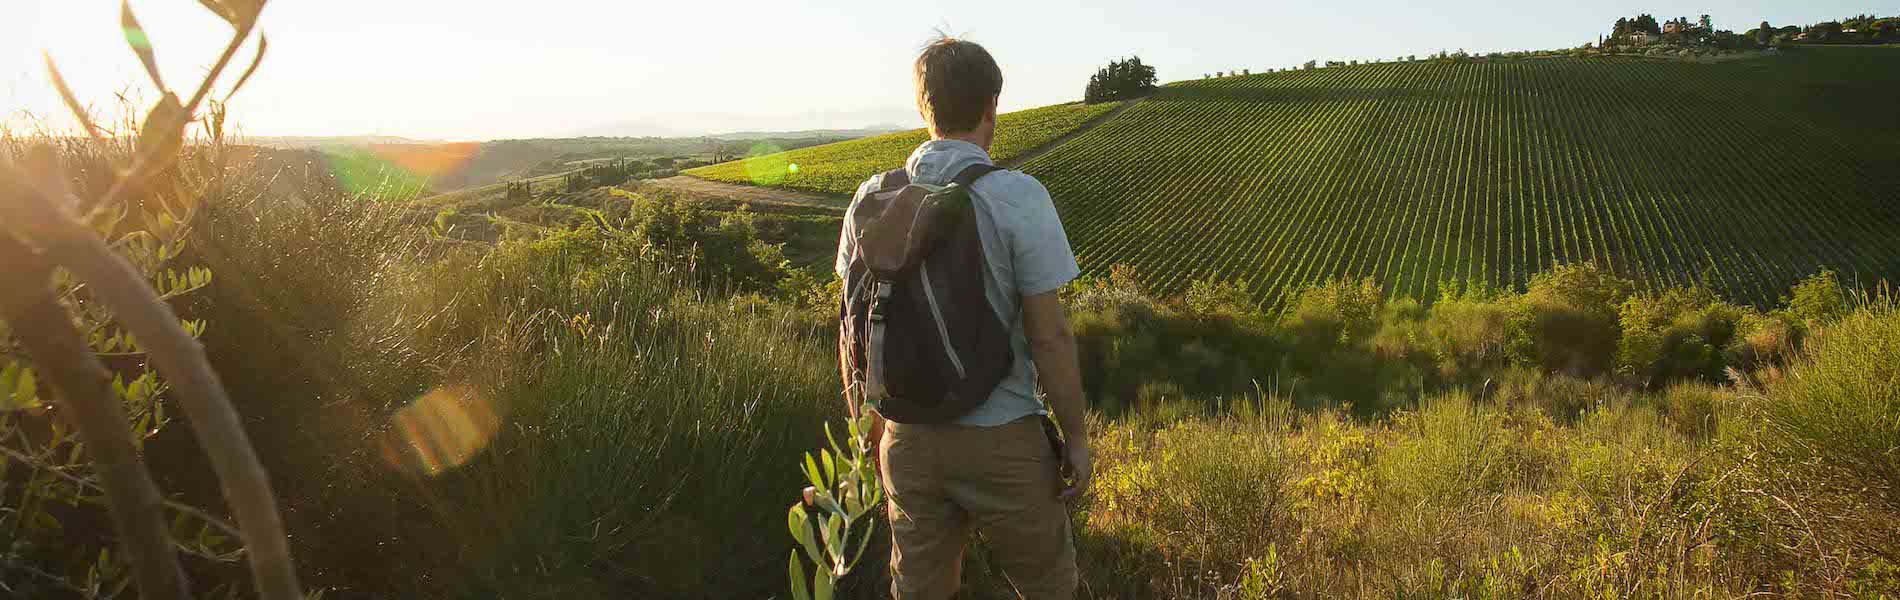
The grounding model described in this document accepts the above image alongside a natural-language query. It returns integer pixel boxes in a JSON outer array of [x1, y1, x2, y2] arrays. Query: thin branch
[[0, 233, 187, 600], [2, 163, 302, 598], [0, 444, 243, 540], [18, 212, 303, 600], [181, 18, 256, 122]]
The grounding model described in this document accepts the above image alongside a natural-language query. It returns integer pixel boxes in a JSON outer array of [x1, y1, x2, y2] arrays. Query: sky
[[1, 0, 1885, 141]]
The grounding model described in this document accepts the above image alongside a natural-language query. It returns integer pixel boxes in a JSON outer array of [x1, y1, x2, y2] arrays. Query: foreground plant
[[0, 0, 299, 598], [786, 408, 883, 600]]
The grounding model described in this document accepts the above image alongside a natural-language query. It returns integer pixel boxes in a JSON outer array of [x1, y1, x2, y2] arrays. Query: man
[[834, 35, 1092, 599]]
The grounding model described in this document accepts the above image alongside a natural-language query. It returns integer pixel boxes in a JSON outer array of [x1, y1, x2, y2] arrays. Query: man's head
[[914, 35, 1002, 148]]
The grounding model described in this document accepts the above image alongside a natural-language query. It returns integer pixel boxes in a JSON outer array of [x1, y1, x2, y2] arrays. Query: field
[[683, 101, 1121, 194], [694, 48, 1900, 307], [1028, 47, 1900, 307]]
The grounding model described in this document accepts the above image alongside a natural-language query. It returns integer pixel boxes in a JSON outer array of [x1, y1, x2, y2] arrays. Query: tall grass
[[169, 176, 846, 595]]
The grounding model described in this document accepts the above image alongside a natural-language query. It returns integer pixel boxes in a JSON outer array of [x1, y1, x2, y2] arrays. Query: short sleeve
[[1005, 177, 1080, 296], [834, 208, 855, 279], [835, 179, 874, 278]]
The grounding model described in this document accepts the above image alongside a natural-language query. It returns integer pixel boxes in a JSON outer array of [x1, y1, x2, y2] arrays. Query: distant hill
[[707, 125, 905, 141], [243, 128, 891, 195], [246, 135, 450, 148], [688, 47, 1900, 307]]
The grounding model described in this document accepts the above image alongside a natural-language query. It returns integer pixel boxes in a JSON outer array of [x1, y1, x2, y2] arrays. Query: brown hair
[[913, 35, 1003, 137]]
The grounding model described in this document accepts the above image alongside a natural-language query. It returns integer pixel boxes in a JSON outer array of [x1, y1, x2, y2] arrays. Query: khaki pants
[[879, 415, 1078, 599]]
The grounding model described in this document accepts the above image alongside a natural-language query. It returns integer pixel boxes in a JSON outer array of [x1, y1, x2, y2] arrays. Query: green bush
[[1754, 300, 1900, 546], [1616, 286, 1749, 386], [1656, 382, 1726, 440], [1419, 286, 1519, 386], [1517, 263, 1632, 377], [1381, 392, 1516, 503], [1784, 268, 1849, 325]]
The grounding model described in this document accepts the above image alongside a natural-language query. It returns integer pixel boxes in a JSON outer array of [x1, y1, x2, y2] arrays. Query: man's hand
[[1058, 441, 1092, 500]]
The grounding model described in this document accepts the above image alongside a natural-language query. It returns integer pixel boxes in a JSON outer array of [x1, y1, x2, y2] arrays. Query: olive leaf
[[195, 0, 237, 23], [196, 0, 265, 27], [42, 54, 109, 148], [120, 0, 167, 91], [788, 554, 811, 600], [223, 35, 268, 103], [136, 93, 188, 162]]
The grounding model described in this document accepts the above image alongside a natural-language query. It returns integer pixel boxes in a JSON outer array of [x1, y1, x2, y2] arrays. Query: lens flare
[[742, 142, 789, 186], [316, 142, 480, 201], [378, 384, 500, 477]]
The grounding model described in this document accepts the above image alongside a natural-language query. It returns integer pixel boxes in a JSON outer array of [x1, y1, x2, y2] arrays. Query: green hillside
[[683, 101, 1120, 194], [1021, 47, 1900, 307]]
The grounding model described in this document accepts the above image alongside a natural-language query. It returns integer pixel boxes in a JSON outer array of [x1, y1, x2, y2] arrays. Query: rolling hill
[[682, 47, 1900, 307]]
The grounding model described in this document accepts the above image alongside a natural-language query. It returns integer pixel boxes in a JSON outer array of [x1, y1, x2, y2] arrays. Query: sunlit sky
[[2, 0, 1882, 141]]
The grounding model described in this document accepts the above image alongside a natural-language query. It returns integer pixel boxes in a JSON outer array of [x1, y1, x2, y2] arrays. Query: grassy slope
[[1011, 48, 1900, 308], [683, 101, 1121, 194]]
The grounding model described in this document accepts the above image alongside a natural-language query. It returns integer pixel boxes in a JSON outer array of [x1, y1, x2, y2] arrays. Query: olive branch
[[0, 1, 300, 599]]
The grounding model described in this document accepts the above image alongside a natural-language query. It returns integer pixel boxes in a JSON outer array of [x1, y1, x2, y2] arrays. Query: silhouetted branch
[[0, 233, 187, 600]]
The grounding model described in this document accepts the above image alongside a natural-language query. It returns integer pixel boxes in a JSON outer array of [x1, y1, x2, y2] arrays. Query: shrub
[[1616, 286, 1749, 386], [1517, 263, 1632, 376], [1784, 268, 1849, 325], [1183, 277, 1256, 317], [1381, 392, 1515, 503], [1656, 382, 1725, 439], [1755, 301, 1900, 526], [1420, 286, 1520, 385]]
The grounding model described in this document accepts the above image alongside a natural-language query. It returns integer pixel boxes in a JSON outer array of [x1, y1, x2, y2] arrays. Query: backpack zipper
[[917, 259, 967, 379]]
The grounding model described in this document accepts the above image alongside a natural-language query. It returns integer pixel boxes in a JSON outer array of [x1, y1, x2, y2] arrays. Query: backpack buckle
[[869, 281, 894, 322]]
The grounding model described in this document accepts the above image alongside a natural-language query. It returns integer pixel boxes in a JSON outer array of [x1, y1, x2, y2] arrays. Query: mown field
[[1026, 47, 1900, 307], [683, 101, 1120, 194]]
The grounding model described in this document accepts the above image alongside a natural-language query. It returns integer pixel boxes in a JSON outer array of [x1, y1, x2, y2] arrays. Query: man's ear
[[987, 95, 1000, 124]]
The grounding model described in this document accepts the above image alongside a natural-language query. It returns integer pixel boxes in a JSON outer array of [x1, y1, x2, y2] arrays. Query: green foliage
[[171, 177, 848, 596], [1616, 286, 1746, 386], [785, 414, 882, 600], [1054, 261, 1846, 421], [1182, 277, 1256, 317], [1784, 268, 1849, 325], [1418, 286, 1519, 384], [1281, 278, 1384, 352], [1, 133, 241, 595], [1519, 263, 1632, 376], [1085, 56, 1158, 103], [618, 190, 794, 294], [1754, 300, 1900, 519], [683, 102, 1121, 194], [1074, 375, 1897, 598]]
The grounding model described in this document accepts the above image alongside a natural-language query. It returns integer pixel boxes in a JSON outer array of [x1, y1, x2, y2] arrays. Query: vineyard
[[683, 101, 1120, 194], [1015, 47, 1900, 307]]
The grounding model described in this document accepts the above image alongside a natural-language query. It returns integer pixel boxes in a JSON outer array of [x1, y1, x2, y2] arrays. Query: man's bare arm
[[1021, 290, 1091, 499]]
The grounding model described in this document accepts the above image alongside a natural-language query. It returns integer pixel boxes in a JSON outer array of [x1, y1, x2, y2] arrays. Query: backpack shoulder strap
[[877, 168, 910, 191], [950, 163, 1002, 189]]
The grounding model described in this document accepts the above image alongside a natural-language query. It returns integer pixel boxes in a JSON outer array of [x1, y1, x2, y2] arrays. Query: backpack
[[839, 163, 1013, 424]]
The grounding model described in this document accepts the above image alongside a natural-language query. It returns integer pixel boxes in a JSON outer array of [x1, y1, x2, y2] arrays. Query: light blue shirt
[[836, 139, 1081, 426]]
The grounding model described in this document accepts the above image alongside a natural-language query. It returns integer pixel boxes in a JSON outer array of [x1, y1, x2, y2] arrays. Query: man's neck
[[934, 131, 991, 153]]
